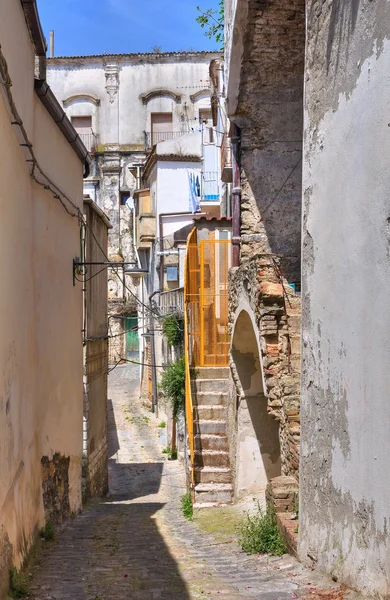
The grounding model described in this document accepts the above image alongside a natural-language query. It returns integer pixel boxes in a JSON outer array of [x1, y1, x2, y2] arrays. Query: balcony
[[133, 188, 156, 249], [144, 130, 189, 148], [79, 132, 98, 154], [159, 288, 184, 316], [221, 135, 233, 183], [202, 171, 220, 201]]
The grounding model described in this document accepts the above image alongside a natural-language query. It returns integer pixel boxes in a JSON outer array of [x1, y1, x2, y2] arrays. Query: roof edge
[[34, 79, 91, 175], [48, 50, 221, 61], [20, 0, 47, 56]]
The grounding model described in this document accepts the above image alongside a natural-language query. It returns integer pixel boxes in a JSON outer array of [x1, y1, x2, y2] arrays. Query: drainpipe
[[231, 123, 241, 267]]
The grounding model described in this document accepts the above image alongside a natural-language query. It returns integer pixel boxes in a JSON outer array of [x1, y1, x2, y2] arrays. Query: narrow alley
[[28, 366, 359, 600]]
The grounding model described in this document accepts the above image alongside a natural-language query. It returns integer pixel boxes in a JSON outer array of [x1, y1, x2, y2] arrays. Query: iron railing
[[79, 132, 97, 153], [145, 130, 189, 148], [159, 287, 184, 316]]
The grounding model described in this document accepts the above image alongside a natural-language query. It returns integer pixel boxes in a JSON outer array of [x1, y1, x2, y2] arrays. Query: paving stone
[[28, 365, 361, 600]]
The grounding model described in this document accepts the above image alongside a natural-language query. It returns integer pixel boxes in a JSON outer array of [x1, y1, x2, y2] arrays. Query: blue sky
[[36, 0, 220, 56]]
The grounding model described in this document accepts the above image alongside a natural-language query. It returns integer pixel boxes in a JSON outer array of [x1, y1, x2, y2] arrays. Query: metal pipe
[[231, 122, 241, 267], [49, 30, 55, 58]]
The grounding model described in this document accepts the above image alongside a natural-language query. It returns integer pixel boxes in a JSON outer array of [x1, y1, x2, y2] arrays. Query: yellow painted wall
[[0, 2, 84, 593]]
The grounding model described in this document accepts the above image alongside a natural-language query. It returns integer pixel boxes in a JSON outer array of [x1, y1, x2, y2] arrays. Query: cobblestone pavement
[[29, 365, 361, 600]]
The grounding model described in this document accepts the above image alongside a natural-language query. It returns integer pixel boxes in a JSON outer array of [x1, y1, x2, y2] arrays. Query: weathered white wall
[[301, 3, 390, 596], [157, 161, 201, 219], [0, 1, 83, 593], [47, 54, 218, 148]]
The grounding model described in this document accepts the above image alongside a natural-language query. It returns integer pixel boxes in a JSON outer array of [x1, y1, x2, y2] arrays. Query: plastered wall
[[0, 2, 83, 594], [300, 2, 390, 596]]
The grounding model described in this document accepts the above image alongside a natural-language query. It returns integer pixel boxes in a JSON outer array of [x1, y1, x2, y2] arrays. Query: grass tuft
[[9, 567, 29, 598], [239, 502, 286, 556], [40, 520, 55, 541], [181, 493, 193, 520]]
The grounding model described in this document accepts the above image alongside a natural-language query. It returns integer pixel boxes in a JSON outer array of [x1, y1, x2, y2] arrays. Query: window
[[120, 192, 131, 206], [71, 116, 92, 133], [166, 267, 178, 282], [151, 113, 173, 145], [71, 116, 95, 152], [199, 109, 212, 125]]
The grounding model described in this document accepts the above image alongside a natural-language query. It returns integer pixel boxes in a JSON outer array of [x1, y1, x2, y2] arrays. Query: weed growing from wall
[[162, 314, 184, 348], [9, 567, 29, 598], [160, 358, 186, 419], [239, 503, 286, 556]]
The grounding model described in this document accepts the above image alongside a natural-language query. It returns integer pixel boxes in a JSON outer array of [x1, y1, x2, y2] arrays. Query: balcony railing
[[78, 132, 98, 154], [145, 130, 189, 148], [221, 135, 233, 183], [202, 171, 220, 201], [159, 287, 184, 316]]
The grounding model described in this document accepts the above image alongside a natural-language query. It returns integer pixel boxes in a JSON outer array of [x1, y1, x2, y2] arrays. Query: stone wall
[[226, 0, 305, 287], [229, 254, 301, 479]]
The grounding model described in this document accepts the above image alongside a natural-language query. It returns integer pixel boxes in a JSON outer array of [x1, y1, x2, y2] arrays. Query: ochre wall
[[0, 2, 84, 595]]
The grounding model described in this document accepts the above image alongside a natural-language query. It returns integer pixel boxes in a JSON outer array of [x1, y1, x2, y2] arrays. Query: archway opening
[[231, 310, 281, 499]]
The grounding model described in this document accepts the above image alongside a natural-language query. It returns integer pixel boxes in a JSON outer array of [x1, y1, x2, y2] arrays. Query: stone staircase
[[191, 367, 233, 506]]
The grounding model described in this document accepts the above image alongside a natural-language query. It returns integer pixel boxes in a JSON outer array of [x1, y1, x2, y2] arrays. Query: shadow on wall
[[308, 0, 360, 72], [231, 310, 281, 497]]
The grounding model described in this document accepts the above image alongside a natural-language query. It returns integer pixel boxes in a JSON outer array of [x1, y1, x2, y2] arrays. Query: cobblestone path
[[29, 365, 360, 600]]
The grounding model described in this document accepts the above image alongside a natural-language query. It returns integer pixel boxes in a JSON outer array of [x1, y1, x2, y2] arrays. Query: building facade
[[300, 3, 390, 596], [82, 198, 111, 500], [208, 0, 306, 514], [0, 1, 89, 595], [47, 52, 219, 364]]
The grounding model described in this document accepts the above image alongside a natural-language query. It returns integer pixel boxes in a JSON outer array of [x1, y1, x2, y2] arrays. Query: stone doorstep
[[194, 483, 234, 505], [194, 367, 230, 379], [194, 434, 229, 452], [194, 420, 226, 434], [194, 405, 227, 420], [192, 391, 228, 406], [194, 466, 231, 484], [192, 378, 231, 393], [194, 449, 230, 468]]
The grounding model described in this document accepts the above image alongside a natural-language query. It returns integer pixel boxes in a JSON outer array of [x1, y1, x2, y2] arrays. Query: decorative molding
[[190, 89, 210, 103], [140, 89, 181, 105], [62, 94, 101, 107], [104, 63, 119, 104]]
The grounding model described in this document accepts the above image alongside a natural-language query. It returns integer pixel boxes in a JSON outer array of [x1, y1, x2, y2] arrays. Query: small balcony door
[[151, 113, 173, 145]]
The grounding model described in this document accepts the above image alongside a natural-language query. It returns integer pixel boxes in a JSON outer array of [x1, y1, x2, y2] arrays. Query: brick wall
[[229, 254, 301, 478]]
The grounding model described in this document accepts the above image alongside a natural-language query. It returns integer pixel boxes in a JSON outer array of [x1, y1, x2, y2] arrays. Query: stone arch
[[140, 89, 181, 105], [189, 89, 210, 103], [62, 94, 101, 107], [231, 306, 281, 499]]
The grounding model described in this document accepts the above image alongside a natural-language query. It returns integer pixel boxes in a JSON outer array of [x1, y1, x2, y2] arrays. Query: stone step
[[194, 405, 227, 420], [192, 391, 228, 406], [194, 450, 230, 468], [192, 378, 230, 393], [194, 420, 226, 435], [194, 483, 233, 505], [194, 434, 229, 452], [195, 367, 230, 380], [194, 466, 232, 484]]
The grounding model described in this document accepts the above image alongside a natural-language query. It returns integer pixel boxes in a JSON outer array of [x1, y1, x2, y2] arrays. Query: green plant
[[181, 493, 193, 520], [162, 314, 184, 348], [9, 567, 29, 598], [160, 358, 186, 419], [158, 421, 166, 428], [239, 502, 286, 556], [162, 446, 178, 460], [196, 0, 224, 47], [40, 520, 55, 541]]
